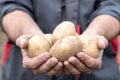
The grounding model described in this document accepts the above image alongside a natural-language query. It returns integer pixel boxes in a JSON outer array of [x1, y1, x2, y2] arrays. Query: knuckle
[[53, 66, 60, 72], [87, 61, 100, 69], [83, 69, 92, 74], [46, 73, 52, 76], [29, 62, 34, 68], [33, 68, 45, 74], [87, 63, 94, 68], [49, 71, 56, 76], [69, 68, 77, 74], [72, 71, 80, 75], [22, 60, 29, 68], [68, 56, 76, 63], [45, 71, 56, 76], [32, 70, 38, 74], [31, 64, 37, 69], [22, 59, 37, 69], [49, 58, 58, 65], [56, 70, 62, 76], [39, 67, 48, 73]]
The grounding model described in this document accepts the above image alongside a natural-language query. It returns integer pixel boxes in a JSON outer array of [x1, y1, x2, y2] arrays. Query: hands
[[16, 34, 108, 76], [16, 35, 63, 76], [63, 35, 108, 75]]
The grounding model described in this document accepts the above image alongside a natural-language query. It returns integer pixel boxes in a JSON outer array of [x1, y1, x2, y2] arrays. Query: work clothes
[[0, 0, 120, 80]]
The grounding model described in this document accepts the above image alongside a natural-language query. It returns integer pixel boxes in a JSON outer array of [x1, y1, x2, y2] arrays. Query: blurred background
[[0, 28, 7, 74], [0, 28, 120, 75]]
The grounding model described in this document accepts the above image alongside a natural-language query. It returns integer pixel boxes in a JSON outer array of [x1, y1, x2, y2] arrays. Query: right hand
[[15, 34, 63, 76]]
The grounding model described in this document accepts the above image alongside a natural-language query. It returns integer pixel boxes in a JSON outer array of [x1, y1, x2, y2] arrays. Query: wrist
[[82, 14, 120, 41], [22, 26, 44, 36]]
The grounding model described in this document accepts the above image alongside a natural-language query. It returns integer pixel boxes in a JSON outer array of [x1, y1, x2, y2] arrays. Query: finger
[[16, 35, 32, 48], [68, 56, 92, 74], [64, 68, 70, 75], [22, 51, 51, 69], [45, 62, 63, 76], [77, 52, 102, 69], [32, 57, 58, 74], [64, 61, 80, 75], [55, 69, 63, 76], [97, 36, 108, 49]]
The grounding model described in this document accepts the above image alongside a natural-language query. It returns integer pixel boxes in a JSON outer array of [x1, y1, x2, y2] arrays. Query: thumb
[[97, 36, 108, 49], [16, 35, 32, 49]]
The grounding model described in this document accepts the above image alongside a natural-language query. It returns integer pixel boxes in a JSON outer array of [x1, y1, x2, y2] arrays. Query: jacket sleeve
[[0, 0, 33, 27], [89, 0, 120, 22]]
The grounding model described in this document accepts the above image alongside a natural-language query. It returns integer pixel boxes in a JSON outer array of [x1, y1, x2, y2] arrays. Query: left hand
[[63, 35, 108, 75]]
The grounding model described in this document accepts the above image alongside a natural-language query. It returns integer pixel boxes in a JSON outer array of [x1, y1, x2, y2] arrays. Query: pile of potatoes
[[27, 21, 100, 61]]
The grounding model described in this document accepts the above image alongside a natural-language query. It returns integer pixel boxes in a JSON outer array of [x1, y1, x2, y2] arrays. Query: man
[[0, 0, 120, 80]]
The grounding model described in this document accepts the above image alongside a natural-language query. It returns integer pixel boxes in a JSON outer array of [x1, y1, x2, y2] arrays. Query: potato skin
[[27, 34, 51, 58], [52, 21, 76, 43], [79, 35, 100, 58], [44, 34, 53, 46], [27, 21, 100, 60], [49, 36, 82, 61]]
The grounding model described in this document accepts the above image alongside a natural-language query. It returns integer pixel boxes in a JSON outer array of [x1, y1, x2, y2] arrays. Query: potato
[[78, 35, 100, 58], [27, 34, 52, 58], [44, 34, 53, 46], [27, 21, 100, 60], [52, 21, 76, 43], [49, 36, 83, 61]]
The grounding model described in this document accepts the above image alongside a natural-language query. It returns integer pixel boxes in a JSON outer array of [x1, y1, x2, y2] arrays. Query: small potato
[[27, 34, 51, 58], [52, 21, 76, 43], [49, 36, 82, 61], [79, 35, 100, 58]]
